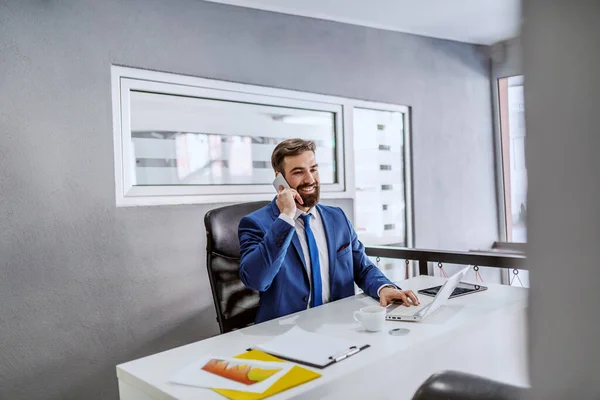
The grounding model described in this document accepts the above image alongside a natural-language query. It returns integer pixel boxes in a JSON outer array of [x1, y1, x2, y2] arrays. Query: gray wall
[[491, 36, 523, 80], [523, 0, 600, 398], [0, 1, 497, 399]]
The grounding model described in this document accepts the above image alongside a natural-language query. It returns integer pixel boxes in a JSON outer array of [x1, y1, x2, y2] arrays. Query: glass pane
[[353, 108, 406, 246], [368, 256, 412, 283], [498, 75, 529, 287], [432, 263, 505, 285], [128, 91, 337, 186], [507, 76, 527, 242]]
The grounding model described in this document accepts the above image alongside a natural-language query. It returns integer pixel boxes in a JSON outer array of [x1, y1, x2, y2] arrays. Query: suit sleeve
[[340, 208, 399, 298], [238, 215, 295, 292]]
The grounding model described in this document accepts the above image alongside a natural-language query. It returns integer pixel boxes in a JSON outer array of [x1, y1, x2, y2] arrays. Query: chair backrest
[[204, 201, 270, 334], [411, 370, 526, 400]]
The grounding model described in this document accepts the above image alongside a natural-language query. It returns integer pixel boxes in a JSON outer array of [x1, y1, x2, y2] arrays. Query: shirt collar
[[294, 206, 317, 221]]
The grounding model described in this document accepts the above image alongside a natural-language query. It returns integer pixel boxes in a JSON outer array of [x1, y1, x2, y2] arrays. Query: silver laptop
[[386, 266, 470, 322]]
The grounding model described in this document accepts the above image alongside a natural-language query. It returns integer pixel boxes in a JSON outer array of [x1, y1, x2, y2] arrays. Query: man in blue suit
[[239, 138, 419, 323]]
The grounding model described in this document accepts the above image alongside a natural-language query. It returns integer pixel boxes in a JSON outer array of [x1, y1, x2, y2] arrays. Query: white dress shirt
[[279, 208, 331, 304], [279, 208, 392, 306]]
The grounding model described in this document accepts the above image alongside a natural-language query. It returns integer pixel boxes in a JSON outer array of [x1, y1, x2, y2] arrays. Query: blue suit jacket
[[238, 199, 395, 323]]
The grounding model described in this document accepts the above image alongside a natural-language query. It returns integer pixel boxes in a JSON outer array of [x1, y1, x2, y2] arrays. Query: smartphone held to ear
[[272, 174, 290, 192]]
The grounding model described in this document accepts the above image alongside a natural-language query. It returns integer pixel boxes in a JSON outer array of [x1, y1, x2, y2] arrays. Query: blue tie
[[301, 213, 323, 307]]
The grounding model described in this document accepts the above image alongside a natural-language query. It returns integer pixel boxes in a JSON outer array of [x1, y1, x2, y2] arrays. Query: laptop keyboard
[[389, 298, 432, 316]]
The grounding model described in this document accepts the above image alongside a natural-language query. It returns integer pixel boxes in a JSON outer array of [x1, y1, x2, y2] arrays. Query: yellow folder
[[212, 350, 321, 400]]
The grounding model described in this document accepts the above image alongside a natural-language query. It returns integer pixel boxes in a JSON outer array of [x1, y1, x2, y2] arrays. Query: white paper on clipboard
[[252, 327, 369, 368]]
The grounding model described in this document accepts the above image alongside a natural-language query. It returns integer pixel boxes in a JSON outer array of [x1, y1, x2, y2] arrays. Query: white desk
[[117, 276, 529, 400]]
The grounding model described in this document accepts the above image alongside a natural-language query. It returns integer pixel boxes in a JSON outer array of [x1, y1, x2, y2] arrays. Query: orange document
[[213, 350, 321, 400]]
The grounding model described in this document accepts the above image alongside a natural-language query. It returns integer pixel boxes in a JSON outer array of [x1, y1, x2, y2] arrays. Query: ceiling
[[202, 0, 521, 45]]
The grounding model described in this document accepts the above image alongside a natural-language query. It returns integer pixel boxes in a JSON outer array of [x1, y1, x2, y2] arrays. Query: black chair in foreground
[[204, 201, 269, 334], [412, 370, 526, 400]]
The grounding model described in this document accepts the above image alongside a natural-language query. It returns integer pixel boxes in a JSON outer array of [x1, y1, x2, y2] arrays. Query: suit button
[[303, 296, 308, 302]]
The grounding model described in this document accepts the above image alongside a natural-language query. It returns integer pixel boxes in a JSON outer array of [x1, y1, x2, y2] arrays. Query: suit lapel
[[291, 233, 307, 271], [269, 199, 308, 277], [316, 205, 338, 292]]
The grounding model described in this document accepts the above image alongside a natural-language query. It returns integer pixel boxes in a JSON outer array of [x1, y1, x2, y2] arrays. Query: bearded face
[[294, 180, 320, 209], [280, 151, 321, 210]]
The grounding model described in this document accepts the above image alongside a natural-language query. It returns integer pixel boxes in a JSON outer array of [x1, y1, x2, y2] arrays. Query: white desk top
[[117, 276, 528, 400]]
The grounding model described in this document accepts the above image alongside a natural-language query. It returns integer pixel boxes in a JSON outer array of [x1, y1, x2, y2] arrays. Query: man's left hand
[[379, 287, 420, 307]]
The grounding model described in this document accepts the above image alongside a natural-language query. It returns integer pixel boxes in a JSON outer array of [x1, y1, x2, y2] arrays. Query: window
[[112, 66, 413, 252], [352, 105, 412, 248], [129, 92, 337, 186], [498, 75, 527, 243], [498, 75, 529, 287], [112, 66, 345, 206]]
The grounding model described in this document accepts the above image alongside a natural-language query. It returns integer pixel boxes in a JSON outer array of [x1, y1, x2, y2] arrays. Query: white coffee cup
[[353, 305, 386, 332]]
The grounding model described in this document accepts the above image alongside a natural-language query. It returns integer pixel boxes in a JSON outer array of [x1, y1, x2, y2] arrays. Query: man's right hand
[[276, 186, 302, 219]]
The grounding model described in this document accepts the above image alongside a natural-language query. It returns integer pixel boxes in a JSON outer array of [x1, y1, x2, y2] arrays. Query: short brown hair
[[271, 138, 316, 174]]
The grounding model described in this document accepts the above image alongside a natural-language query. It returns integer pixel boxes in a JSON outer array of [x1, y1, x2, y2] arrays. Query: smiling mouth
[[299, 186, 316, 193]]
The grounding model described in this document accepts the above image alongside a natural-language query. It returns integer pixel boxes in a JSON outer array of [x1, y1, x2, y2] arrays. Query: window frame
[[495, 74, 526, 242], [111, 64, 411, 238], [493, 74, 527, 285], [112, 66, 348, 206], [346, 100, 414, 248]]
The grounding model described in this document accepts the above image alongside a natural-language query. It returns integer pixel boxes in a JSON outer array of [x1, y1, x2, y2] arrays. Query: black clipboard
[[247, 344, 371, 369]]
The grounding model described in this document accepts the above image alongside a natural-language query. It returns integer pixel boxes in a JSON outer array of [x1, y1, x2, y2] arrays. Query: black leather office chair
[[412, 370, 526, 400], [204, 201, 269, 334]]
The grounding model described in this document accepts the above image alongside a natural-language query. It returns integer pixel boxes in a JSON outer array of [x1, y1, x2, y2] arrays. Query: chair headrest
[[204, 201, 270, 257]]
